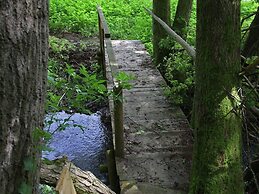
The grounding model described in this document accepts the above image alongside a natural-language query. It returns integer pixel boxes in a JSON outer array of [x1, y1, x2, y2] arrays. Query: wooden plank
[[124, 118, 191, 132], [106, 40, 192, 193], [96, 6, 110, 38], [116, 152, 192, 190], [124, 131, 193, 152], [56, 165, 77, 194]]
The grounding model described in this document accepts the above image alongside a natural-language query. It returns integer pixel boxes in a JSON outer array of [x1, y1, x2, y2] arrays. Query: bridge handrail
[[97, 5, 124, 158], [97, 6, 110, 38], [144, 7, 196, 60]]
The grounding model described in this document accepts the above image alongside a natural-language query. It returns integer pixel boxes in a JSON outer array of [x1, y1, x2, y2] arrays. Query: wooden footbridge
[[97, 6, 193, 194]]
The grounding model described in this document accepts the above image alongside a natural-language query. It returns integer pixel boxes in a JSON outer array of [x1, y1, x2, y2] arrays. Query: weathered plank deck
[[106, 40, 193, 194]]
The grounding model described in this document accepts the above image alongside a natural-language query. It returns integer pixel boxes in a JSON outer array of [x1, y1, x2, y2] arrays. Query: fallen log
[[40, 157, 115, 194]]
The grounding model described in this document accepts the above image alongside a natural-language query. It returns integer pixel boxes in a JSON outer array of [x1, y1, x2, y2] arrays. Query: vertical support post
[[98, 14, 106, 80], [113, 85, 124, 157], [106, 149, 120, 193]]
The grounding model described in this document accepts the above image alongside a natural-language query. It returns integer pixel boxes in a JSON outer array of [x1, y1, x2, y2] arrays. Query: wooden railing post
[[106, 149, 120, 192], [113, 85, 124, 157], [97, 5, 124, 157], [97, 15, 106, 80]]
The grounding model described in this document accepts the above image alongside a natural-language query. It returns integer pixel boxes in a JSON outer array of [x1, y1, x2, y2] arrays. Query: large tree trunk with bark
[[153, 0, 171, 74], [242, 7, 259, 58], [0, 0, 48, 193], [172, 0, 193, 40], [189, 0, 244, 193]]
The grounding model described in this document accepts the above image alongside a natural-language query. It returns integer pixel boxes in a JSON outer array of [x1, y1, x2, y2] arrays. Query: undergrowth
[[49, 0, 258, 114], [47, 36, 107, 114]]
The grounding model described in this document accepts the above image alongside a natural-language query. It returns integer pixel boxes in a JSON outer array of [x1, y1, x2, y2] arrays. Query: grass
[[50, 0, 153, 42], [50, 0, 258, 41]]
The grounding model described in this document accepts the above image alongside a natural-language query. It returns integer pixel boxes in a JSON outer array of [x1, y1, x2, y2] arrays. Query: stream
[[42, 111, 111, 183]]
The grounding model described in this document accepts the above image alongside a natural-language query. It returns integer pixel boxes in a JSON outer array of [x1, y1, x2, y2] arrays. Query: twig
[[250, 106, 259, 117], [243, 75, 259, 98], [241, 24, 259, 32], [243, 110, 259, 193], [241, 11, 258, 27], [57, 92, 66, 106]]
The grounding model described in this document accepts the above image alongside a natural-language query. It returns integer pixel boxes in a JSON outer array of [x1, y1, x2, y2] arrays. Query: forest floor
[[50, 32, 99, 71]]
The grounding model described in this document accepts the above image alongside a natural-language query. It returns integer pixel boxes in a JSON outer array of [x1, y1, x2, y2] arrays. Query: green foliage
[[39, 184, 57, 194], [48, 35, 107, 114], [49, 36, 76, 54], [49, 0, 257, 44], [242, 56, 259, 108], [245, 55, 259, 65], [32, 127, 52, 142], [47, 61, 107, 113], [49, 0, 258, 114], [241, 0, 258, 20], [18, 129, 54, 194], [32, 127, 53, 152], [115, 72, 135, 90], [163, 48, 194, 106], [241, 0, 259, 44], [49, 0, 152, 41], [159, 0, 258, 112], [50, 0, 97, 36], [49, 36, 91, 63], [243, 87, 258, 108]]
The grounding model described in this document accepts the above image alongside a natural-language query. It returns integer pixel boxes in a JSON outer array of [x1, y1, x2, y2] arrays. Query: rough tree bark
[[189, 0, 244, 193], [153, 0, 171, 73], [172, 0, 193, 40], [0, 0, 48, 193], [242, 7, 259, 58]]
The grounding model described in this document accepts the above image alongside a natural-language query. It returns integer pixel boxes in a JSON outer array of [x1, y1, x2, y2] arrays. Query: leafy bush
[[161, 0, 257, 114], [47, 60, 107, 113], [47, 34, 107, 114], [49, 36, 76, 54], [164, 49, 194, 105]]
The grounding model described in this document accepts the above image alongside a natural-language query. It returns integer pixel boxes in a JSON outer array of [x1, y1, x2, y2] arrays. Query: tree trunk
[[172, 0, 193, 40], [189, 0, 244, 193], [153, 0, 171, 73], [0, 0, 48, 193], [242, 7, 259, 58]]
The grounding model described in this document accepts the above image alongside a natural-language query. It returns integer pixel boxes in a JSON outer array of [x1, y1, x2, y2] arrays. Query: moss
[[189, 0, 243, 193]]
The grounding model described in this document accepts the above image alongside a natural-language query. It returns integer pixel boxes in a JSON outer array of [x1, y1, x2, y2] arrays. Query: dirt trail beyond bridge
[[106, 40, 193, 194]]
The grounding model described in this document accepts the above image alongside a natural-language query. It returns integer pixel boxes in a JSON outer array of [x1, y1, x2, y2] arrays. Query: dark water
[[42, 111, 111, 182]]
